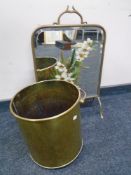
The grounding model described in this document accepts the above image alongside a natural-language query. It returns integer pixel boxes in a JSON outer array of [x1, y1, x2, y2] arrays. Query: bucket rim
[[36, 57, 57, 71], [10, 80, 81, 122]]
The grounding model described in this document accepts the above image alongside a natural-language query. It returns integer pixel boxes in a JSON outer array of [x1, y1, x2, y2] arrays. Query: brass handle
[[53, 6, 87, 25]]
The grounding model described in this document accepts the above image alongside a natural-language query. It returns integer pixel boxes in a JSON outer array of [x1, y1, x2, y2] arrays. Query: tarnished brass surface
[[36, 57, 57, 81], [10, 80, 83, 168]]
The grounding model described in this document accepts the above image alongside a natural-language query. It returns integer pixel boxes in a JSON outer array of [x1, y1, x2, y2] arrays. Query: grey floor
[[0, 87, 131, 175]]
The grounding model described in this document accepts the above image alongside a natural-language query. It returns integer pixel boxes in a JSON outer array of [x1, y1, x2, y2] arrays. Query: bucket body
[[36, 57, 57, 81], [10, 80, 83, 168]]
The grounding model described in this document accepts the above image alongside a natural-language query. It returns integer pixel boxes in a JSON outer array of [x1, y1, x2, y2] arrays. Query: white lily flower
[[76, 48, 83, 55], [87, 38, 93, 45], [63, 67, 67, 72], [55, 38, 93, 82], [83, 41, 88, 47], [58, 67, 67, 73], [66, 73, 75, 82], [56, 61, 62, 66], [82, 44, 88, 51], [76, 55, 84, 62], [87, 46, 92, 51], [76, 48, 88, 61], [55, 65, 59, 70], [58, 68, 63, 72], [55, 71, 75, 82], [55, 62, 64, 69], [55, 75, 61, 80], [76, 58, 83, 62], [61, 72, 68, 79], [83, 40, 88, 44], [55, 62, 67, 73], [67, 72, 73, 77], [83, 52, 89, 58], [81, 51, 88, 58]]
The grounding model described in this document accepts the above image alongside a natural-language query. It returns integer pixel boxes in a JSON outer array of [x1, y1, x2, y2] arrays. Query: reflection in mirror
[[32, 26, 105, 99]]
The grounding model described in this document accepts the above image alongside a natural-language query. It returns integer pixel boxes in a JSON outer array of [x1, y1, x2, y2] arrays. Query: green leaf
[[70, 61, 81, 78], [69, 49, 76, 69]]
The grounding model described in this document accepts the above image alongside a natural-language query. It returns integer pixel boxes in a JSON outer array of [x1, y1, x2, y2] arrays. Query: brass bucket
[[10, 80, 86, 169], [35, 57, 57, 81]]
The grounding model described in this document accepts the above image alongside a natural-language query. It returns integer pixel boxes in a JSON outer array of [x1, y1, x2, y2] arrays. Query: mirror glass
[[32, 26, 105, 98]]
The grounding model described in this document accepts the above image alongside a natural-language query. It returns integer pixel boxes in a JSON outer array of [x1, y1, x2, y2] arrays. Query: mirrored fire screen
[[32, 25, 105, 98]]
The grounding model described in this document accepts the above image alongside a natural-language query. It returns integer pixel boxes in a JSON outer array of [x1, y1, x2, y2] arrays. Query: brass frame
[[53, 6, 87, 25], [31, 8, 106, 118]]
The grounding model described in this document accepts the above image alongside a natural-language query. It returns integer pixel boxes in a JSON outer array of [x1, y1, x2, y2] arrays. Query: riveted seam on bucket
[[10, 80, 81, 122]]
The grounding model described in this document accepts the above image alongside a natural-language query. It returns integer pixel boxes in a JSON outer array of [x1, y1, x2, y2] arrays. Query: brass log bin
[[9, 6, 94, 169], [10, 80, 85, 168]]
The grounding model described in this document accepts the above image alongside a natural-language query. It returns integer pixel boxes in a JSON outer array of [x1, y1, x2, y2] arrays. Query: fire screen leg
[[97, 96, 104, 119]]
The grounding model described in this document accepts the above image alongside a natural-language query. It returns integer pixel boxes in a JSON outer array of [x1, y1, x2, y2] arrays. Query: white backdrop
[[0, 0, 131, 100]]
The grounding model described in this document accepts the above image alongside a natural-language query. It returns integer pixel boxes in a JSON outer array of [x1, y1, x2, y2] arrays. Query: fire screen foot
[[97, 96, 104, 119]]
